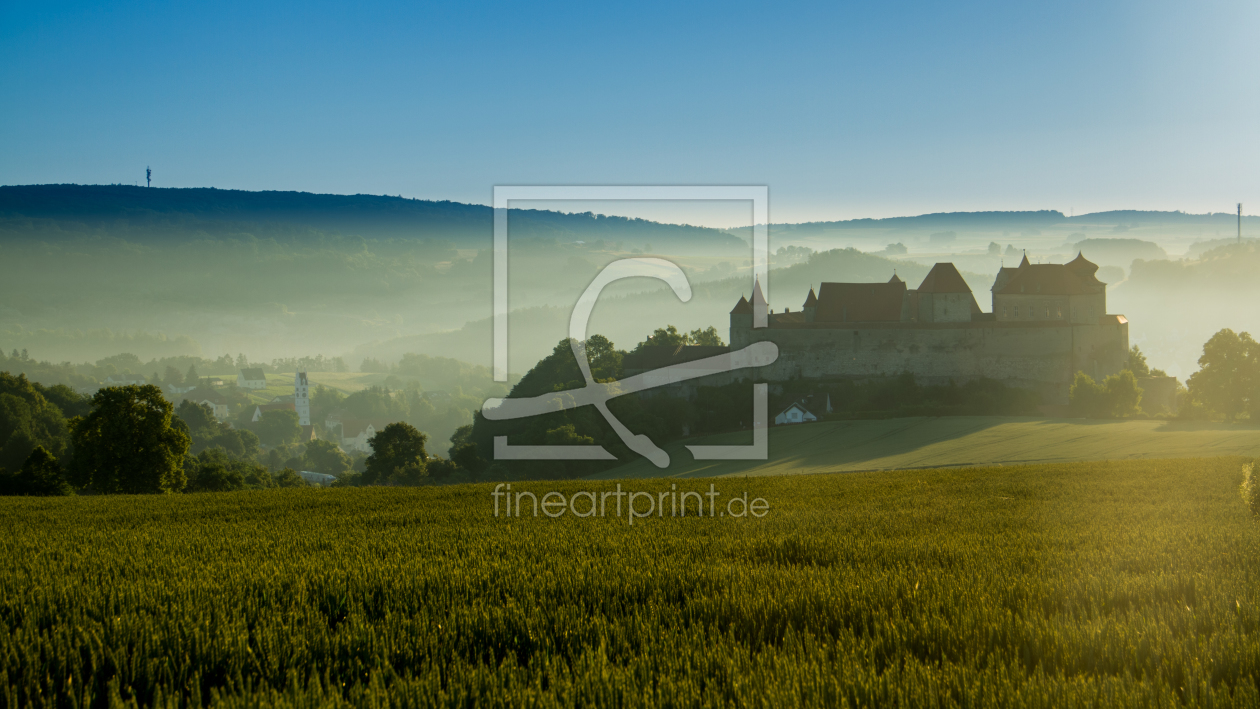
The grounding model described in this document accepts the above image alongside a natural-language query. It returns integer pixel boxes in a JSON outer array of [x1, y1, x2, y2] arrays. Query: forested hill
[[728, 209, 1258, 239], [0, 184, 745, 249]]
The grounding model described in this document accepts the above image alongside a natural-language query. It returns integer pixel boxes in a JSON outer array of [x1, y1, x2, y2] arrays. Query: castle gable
[[815, 281, 906, 322]]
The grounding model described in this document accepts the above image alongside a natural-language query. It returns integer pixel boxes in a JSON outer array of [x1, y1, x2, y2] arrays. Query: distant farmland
[[592, 416, 1260, 479], [1, 457, 1257, 706]]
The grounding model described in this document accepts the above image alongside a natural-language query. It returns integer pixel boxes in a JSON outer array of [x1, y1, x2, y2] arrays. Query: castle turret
[[729, 295, 752, 347], [802, 287, 818, 323], [750, 278, 768, 328]]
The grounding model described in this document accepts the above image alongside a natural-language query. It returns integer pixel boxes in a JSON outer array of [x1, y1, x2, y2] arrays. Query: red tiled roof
[[814, 280, 906, 322], [916, 263, 972, 293]]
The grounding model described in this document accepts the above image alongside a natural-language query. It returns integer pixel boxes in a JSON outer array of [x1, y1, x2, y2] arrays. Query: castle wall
[[995, 293, 1105, 324], [727, 319, 1128, 405]]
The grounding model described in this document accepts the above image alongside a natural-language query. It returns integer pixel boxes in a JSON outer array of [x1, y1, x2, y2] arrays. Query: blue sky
[[2, 0, 1257, 225]]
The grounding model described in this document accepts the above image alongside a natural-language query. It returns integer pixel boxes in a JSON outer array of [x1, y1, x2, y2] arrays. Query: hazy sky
[[2, 0, 1257, 226]]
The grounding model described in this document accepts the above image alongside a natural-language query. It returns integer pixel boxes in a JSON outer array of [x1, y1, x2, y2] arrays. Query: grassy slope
[[1, 458, 1257, 706], [592, 416, 1260, 479]]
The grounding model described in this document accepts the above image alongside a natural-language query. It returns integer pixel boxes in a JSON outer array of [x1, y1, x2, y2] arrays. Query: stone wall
[[725, 318, 1128, 405]]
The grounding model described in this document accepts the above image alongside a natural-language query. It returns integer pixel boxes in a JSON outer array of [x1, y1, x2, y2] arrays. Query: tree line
[[1070, 332, 1259, 421], [0, 376, 486, 496]]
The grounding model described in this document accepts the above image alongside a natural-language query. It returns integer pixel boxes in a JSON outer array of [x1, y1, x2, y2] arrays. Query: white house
[[197, 395, 230, 422], [179, 389, 230, 421], [237, 368, 267, 390], [774, 401, 818, 425], [340, 419, 383, 453]]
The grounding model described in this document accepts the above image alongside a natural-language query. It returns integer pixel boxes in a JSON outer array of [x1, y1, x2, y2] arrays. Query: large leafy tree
[[70, 384, 190, 493], [255, 409, 302, 447], [363, 422, 427, 485], [1187, 329, 1257, 421], [303, 438, 352, 475], [19, 446, 73, 496], [0, 372, 73, 471], [176, 400, 260, 457], [1070, 370, 1143, 418]]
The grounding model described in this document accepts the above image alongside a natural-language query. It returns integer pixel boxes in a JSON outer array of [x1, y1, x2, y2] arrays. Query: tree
[[70, 384, 190, 493], [1187, 329, 1257, 421], [187, 463, 245, 492], [274, 467, 308, 487], [1127, 345, 1151, 378], [177, 400, 218, 434], [185, 364, 200, 387], [687, 326, 725, 347], [426, 456, 459, 479], [545, 424, 594, 445], [634, 325, 688, 352], [451, 442, 487, 474], [163, 366, 183, 386], [1070, 370, 1143, 418], [363, 422, 428, 485], [360, 357, 388, 373], [583, 334, 623, 380], [303, 438, 352, 476], [255, 409, 302, 447], [0, 372, 72, 471], [1105, 370, 1143, 418], [8, 446, 74, 496]]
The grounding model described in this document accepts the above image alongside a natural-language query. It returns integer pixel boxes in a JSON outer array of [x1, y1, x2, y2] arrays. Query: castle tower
[[294, 371, 311, 426], [729, 295, 752, 348], [802, 287, 818, 323], [750, 278, 768, 327]]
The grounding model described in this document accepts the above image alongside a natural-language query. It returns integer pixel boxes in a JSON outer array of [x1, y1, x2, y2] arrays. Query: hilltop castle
[[727, 253, 1128, 404]]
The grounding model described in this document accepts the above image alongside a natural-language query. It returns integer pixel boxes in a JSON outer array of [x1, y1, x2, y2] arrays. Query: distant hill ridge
[[752, 209, 1257, 233], [1, 184, 1254, 242], [0, 184, 744, 248]]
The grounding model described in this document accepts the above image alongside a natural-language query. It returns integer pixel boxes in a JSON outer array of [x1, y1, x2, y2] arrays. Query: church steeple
[[1019, 251, 1031, 268]]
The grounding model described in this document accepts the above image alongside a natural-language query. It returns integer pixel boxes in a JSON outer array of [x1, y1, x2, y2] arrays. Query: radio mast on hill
[[146, 167, 151, 188], [1239, 203, 1243, 244]]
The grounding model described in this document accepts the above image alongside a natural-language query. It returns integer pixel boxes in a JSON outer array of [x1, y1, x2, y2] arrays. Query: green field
[[593, 416, 1260, 479], [241, 372, 382, 405], [2, 458, 1258, 707]]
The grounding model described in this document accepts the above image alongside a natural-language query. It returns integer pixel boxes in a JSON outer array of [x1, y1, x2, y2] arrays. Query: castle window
[[1057, 305, 1063, 319], [1003, 305, 1008, 317], [1045, 306, 1050, 318], [1027, 306, 1033, 318]]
